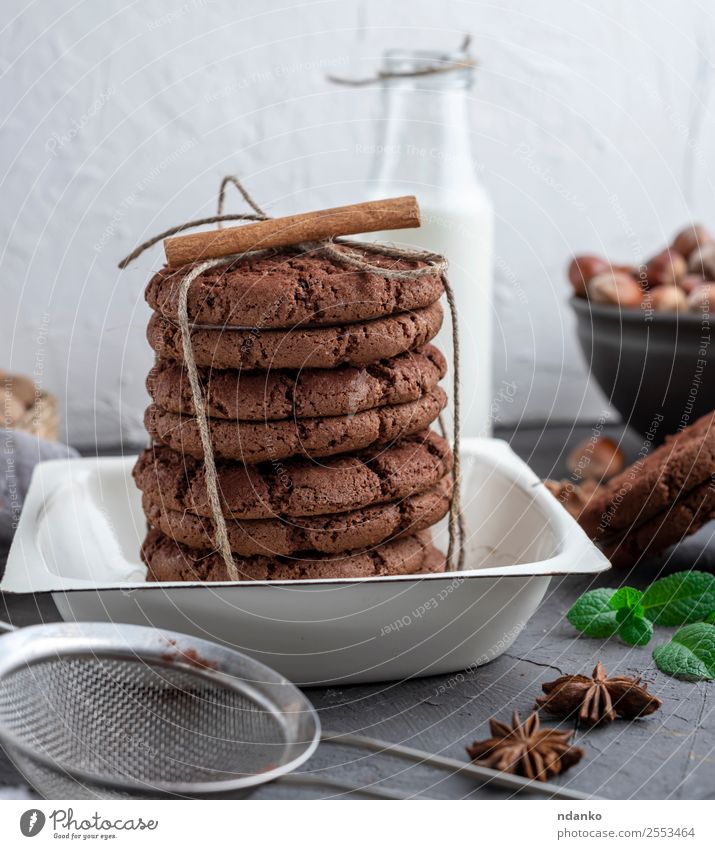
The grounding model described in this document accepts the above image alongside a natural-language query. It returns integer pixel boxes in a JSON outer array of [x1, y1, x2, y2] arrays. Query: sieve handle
[[276, 774, 413, 800], [0, 620, 16, 633], [321, 731, 597, 801]]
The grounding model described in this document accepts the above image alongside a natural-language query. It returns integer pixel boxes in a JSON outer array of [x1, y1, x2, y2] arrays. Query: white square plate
[[2, 439, 610, 685]]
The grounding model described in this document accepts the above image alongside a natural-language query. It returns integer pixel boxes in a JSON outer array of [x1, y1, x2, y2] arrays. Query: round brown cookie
[[142, 475, 452, 556], [146, 301, 443, 370], [601, 477, 715, 568], [580, 410, 715, 540], [146, 245, 444, 329], [146, 345, 446, 422], [144, 386, 447, 463], [132, 430, 453, 520], [141, 527, 446, 582]]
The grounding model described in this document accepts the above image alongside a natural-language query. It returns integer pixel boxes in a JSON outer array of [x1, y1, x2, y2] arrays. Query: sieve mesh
[[0, 656, 292, 795], [10, 754, 138, 800], [0, 624, 588, 801]]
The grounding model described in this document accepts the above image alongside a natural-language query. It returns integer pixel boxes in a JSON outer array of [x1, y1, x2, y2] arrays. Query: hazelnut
[[567, 436, 626, 482], [687, 283, 715, 314], [544, 478, 600, 521], [648, 285, 688, 312], [687, 242, 715, 279], [680, 274, 704, 295], [567, 255, 610, 298], [1, 388, 25, 427], [613, 263, 638, 276], [587, 271, 642, 307], [4, 374, 36, 408], [645, 249, 687, 287], [671, 224, 712, 259]]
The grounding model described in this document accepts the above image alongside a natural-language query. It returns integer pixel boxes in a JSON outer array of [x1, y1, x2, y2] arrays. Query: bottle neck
[[370, 78, 479, 198]]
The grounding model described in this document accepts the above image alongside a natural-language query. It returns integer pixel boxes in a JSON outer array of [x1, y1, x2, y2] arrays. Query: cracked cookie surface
[[580, 410, 715, 539], [141, 527, 446, 581], [147, 301, 443, 370], [132, 430, 453, 520], [142, 474, 452, 556], [146, 345, 446, 421], [146, 245, 444, 329], [144, 386, 446, 462], [601, 477, 715, 568]]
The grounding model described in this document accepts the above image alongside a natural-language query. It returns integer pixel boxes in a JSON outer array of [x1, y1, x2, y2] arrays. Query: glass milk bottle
[[367, 49, 494, 437]]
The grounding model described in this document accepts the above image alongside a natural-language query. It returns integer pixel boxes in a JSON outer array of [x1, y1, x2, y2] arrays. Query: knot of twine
[[120, 176, 465, 580]]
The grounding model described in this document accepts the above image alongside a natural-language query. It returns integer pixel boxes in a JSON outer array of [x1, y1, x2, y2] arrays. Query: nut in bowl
[[568, 224, 715, 442], [1, 369, 58, 441]]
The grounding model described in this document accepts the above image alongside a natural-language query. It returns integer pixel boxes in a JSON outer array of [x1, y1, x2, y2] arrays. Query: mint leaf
[[705, 611, 715, 625], [641, 571, 715, 626], [609, 586, 644, 616], [615, 608, 653, 646], [653, 623, 715, 680], [606, 587, 651, 644], [567, 588, 619, 637]]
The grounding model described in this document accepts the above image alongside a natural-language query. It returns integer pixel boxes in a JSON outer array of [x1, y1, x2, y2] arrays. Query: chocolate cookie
[[580, 411, 715, 540], [147, 346, 446, 422], [141, 527, 446, 582], [144, 386, 447, 462], [146, 245, 444, 329], [132, 430, 453, 520], [601, 477, 715, 568], [146, 301, 443, 370], [142, 474, 452, 556]]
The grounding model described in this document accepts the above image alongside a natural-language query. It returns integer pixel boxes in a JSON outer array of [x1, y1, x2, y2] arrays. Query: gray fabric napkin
[[0, 429, 78, 546]]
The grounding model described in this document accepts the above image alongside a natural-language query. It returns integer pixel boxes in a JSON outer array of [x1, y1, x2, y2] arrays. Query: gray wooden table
[[2, 424, 714, 800]]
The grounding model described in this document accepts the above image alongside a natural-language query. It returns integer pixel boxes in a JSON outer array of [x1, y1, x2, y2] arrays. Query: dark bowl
[[571, 297, 715, 444]]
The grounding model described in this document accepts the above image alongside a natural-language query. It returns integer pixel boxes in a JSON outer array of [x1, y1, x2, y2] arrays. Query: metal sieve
[[0, 620, 591, 800]]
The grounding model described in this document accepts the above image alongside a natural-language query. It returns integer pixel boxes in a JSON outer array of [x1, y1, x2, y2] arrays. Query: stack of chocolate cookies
[[133, 245, 453, 581], [578, 410, 715, 568]]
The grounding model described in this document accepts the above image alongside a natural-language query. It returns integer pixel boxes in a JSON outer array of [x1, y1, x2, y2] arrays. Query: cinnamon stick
[[163, 196, 420, 267]]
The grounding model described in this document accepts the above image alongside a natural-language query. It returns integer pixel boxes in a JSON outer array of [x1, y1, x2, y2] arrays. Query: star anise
[[466, 710, 584, 782], [536, 661, 662, 725]]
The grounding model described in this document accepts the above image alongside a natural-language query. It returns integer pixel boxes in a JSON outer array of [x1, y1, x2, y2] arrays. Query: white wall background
[[2, 0, 715, 447]]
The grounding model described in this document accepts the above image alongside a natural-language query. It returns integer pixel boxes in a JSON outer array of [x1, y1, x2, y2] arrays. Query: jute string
[[326, 35, 475, 87], [120, 177, 465, 578]]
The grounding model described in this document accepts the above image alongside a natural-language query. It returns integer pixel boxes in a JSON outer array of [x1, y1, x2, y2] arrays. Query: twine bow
[[120, 176, 465, 579]]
